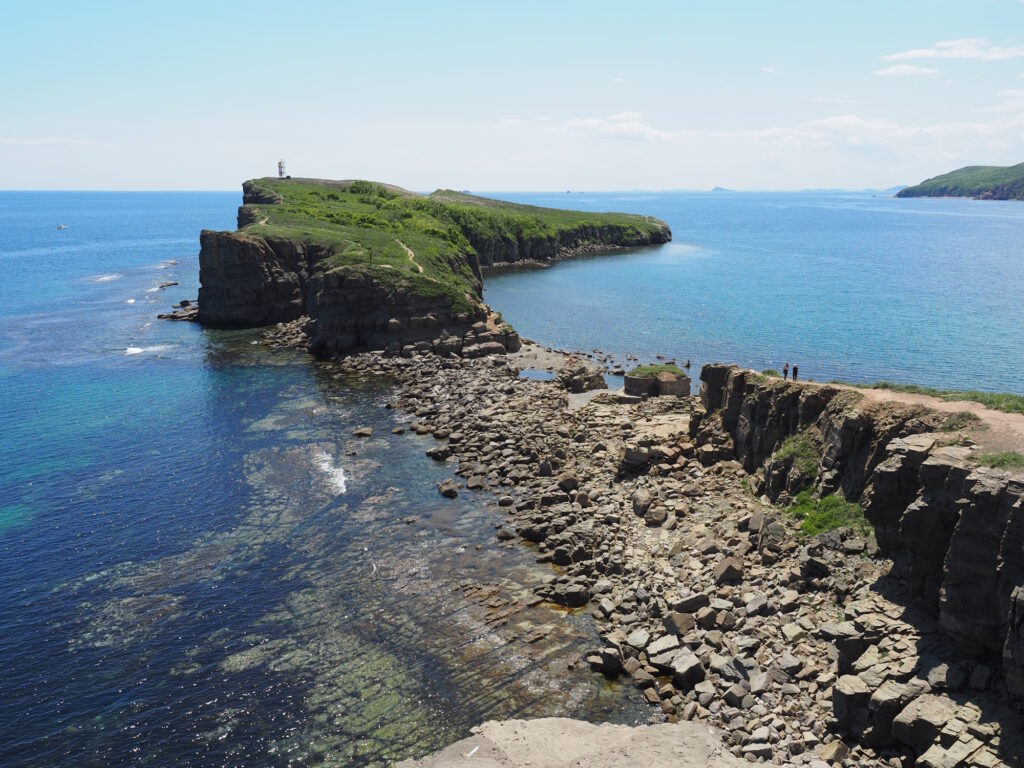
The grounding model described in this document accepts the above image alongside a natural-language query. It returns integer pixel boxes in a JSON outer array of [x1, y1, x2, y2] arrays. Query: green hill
[[237, 177, 671, 312], [197, 177, 671, 355], [896, 163, 1024, 200]]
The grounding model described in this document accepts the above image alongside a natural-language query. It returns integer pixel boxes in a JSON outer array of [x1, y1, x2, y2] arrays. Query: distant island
[[195, 177, 670, 356], [897, 162, 1024, 200]]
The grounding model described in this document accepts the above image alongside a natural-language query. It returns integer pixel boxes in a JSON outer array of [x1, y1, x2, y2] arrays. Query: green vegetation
[[974, 452, 1024, 470], [628, 363, 688, 378], [787, 491, 871, 537], [941, 411, 982, 432], [774, 432, 820, 481], [238, 177, 669, 314], [897, 162, 1024, 200], [762, 368, 780, 377]]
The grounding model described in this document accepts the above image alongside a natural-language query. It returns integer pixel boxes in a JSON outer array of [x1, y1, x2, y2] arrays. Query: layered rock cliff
[[694, 364, 1024, 697], [196, 178, 670, 356]]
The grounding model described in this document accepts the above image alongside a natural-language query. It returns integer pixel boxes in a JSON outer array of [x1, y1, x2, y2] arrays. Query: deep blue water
[[2, 188, 1022, 766], [0, 193, 642, 768], [484, 191, 1024, 394]]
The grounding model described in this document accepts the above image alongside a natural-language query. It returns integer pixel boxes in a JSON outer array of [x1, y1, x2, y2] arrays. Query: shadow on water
[[6, 334, 647, 767]]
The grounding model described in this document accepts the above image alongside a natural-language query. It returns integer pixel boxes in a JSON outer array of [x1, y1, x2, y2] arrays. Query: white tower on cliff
[[278, 160, 286, 178]]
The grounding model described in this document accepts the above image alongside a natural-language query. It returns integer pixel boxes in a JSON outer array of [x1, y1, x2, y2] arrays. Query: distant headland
[[192, 177, 671, 357], [897, 162, 1024, 200]]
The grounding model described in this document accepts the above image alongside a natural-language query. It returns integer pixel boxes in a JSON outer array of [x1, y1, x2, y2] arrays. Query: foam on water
[[312, 448, 347, 493], [124, 345, 172, 355], [90, 273, 122, 282]]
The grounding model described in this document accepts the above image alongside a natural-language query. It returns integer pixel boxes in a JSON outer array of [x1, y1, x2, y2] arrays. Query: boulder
[[632, 488, 654, 517], [670, 649, 705, 689], [891, 694, 958, 754], [832, 674, 871, 729], [714, 557, 743, 584]]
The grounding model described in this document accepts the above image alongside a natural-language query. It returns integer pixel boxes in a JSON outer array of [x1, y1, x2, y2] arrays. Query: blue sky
[[3, 1, 1024, 190]]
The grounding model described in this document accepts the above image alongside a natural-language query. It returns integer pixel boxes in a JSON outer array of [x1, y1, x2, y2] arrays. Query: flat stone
[[817, 740, 849, 762], [646, 634, 680, 657], [663, 611, 696, 636], [674, 593, 711, 612], [710, 653, 749, 682], [626, 628, 651, 649], [892, 694, 958, 754], [781, 623, 805, 642]]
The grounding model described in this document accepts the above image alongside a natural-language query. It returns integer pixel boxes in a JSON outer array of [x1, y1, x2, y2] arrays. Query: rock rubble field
[[337, 344, 1022, 768]]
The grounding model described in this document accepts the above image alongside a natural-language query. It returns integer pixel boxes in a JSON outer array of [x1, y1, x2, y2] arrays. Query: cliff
[[896, 162, 1024, 200], [694, 364, 1024, 697], [196, 178, 670, 355]]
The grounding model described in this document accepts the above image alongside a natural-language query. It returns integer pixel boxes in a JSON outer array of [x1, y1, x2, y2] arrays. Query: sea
[[1, 189, 1022, 767]]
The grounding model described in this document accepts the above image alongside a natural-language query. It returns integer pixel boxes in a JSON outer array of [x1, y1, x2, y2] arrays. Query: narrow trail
[[850, 384, 1024, 454], [764, 371, 1024, 454], [396, 239, 423, 273]]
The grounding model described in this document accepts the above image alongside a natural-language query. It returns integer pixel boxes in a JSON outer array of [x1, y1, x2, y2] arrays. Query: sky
[[3, 0, 1024, 191]]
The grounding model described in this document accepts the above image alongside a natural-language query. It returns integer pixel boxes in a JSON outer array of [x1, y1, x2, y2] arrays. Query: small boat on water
[[56, 224, 68, 230]]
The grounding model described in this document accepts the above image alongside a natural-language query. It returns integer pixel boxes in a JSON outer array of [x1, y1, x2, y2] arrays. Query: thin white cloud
[[761, 66, 778, 75], [813, 96, 855, 105], [611, 76, 626, 84], [0, 136, 96, 146], [975, 88, 1024, 113], [562, 112, 674, 141], [874, 64, 939, 77], [884, 37, 1024, 62], [744, 112, 1024, 150]]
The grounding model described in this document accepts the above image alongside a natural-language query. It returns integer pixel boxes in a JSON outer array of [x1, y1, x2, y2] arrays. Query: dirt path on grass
[[396, 239, 423, 273], [850, 385, 1024, 454]]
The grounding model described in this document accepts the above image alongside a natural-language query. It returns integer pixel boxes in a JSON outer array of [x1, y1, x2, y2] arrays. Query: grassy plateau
[[237, 178, 669, 315]]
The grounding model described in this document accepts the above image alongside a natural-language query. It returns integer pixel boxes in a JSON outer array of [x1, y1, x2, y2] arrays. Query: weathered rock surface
[[394, 717, 744, 768]]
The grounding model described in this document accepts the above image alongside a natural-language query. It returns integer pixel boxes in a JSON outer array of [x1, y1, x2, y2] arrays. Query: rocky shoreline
[[332, 345, 1022, 768]]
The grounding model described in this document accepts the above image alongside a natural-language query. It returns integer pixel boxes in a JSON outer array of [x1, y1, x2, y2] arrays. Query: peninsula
[[195, 178, 670, 356], [897, 162, 1024, 200]]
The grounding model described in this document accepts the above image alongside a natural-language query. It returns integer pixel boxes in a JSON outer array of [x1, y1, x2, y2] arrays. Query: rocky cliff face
[[196, 227, 518, 357], [470, 222, 671, 267], [865, 445, 1024, 695], [695, 364, 1024, 697]]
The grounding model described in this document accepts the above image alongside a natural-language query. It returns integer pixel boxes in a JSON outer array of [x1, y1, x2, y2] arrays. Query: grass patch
[[628, 363, 688, 378], [941, 411, 982, 432], [788, 491, 871, 537], [762, 368, 780, 377], [974, 452, 1024, 470], [774, 432, 820, 480]]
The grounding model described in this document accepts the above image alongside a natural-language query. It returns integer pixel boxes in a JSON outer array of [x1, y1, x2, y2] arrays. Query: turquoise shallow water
[[484, 191, 1024, 394], [0, 193, 645, 767], [1, 188, 1022, 766]]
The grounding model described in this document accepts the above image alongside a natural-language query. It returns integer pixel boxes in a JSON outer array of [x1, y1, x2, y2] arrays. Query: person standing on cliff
[[783, 363, 789, 380], [792, 364, 799, 380]]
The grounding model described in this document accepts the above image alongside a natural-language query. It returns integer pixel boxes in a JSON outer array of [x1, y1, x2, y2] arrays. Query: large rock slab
[[395, 717, 744, 768], [891, 694, 958, 754]]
